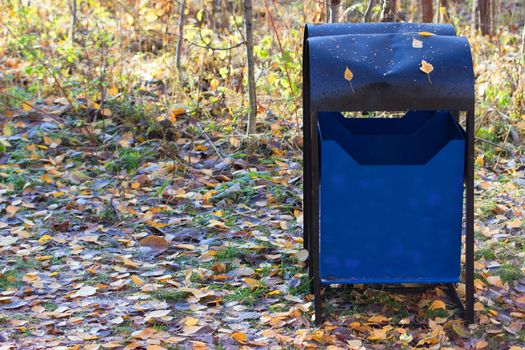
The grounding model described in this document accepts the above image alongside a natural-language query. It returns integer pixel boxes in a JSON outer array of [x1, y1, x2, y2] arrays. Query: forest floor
[[0, 103, 524, 350]]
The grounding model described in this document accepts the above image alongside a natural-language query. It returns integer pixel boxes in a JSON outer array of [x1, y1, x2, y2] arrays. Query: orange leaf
[[139, 235, 169, 253], [429, 299, 446, 310], [344, 66, 353, 81], [131, 275, 144, 285], [231, 331, 247, 344]]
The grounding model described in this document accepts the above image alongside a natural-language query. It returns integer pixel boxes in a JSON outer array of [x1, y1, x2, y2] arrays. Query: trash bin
[[303, 24, 475, 324]]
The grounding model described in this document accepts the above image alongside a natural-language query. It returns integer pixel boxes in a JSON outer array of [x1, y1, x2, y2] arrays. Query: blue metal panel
[[318, 111, 465, 284]]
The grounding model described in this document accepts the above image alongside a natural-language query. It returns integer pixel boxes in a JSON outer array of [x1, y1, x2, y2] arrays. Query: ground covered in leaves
[[0, 105, 523, 350]]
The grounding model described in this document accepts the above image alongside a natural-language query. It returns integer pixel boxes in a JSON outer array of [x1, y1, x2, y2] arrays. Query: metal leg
[[445, 283, 466, 317], [311, 110, 322, 325], [465, 108, 475, 323]]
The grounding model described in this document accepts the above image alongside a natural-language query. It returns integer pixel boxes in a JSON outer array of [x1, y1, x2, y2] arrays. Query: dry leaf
[[429, 300, 446, 310], [139, 235, 170, 254], [231, 331, 247, 344], [73, 286, 97, 298], [344, 66, 353, 81], [420, 60, 434, 84], [108, 86, 118, 97], [144, 309, 171, 321], [184, 316, 199, 327], [412, 37, 423, 48], [131, 275, 144, 285], [344, 66, 355, 93], [296, 249, 309, 262]]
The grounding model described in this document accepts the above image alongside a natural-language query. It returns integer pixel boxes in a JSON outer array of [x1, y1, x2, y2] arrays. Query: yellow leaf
[[429, 299, 446, 310], [344, 66, 353, 81], [367, 315, 390, 323], [420, 60, 434, 84], [101, 108, 112, 116], [131, 275, 144, 285], [412, 37, 423, 48], [38, 234, 53, 243], [169, 108, 186, 123], [419, 31, 435, 37], [420, 60, 434, 74], [231, 331, 247, 344], [108, 86, 118, 97], [184, 316, 199, 327], [209, 78, 220, 91], [22, 101, 33, 111]]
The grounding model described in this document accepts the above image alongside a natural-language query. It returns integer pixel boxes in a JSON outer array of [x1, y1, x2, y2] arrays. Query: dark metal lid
[[306, 32, 474, 111]]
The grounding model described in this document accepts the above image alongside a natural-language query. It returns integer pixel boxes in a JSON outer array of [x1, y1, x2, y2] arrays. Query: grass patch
[[498, 263, 523, 283], [224, 287, 266, 306], [149, 289, 188, 302]]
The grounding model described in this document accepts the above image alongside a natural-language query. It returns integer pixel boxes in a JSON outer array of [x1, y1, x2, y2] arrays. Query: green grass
[[149, 289, 188, 302], [224, 287, 266, 306], [215, 246, 246, 261], [85, 272, 110, 286], [498, 263, 523, 284]]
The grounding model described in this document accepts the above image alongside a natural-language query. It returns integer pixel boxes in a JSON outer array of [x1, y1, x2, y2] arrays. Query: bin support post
[[310, 110, 323, 325], [465, 108, 475, 323]]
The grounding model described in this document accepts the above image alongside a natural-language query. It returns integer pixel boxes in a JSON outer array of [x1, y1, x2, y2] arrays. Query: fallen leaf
[[144, 309, 171, 322], [420, 60, 434, 84], [296, 249, 309, 262], [73, 286, 97, 298], [131, 275, 144, 285], [412, 37, 423, 48], [429, 300, 446, 310], [139, 235, 170, 254], [231, 331, 247, 344], [344, 66, 353, 81]]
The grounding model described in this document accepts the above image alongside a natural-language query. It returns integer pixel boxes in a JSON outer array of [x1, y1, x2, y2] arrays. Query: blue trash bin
[[318, 110, 465, 284], [303, 23, 476, 324]]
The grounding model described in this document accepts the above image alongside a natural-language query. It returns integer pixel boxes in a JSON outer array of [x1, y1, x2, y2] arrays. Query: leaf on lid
[[420, 60, 434, 74], [412, 37, 423, 48], [344, 66, 353, 81]]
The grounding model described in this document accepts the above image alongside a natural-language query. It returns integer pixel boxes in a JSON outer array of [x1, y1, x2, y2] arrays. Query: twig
[[175, 0, 186, 76], [244, 0, 257, 136], [0, 91, 66, 125], [196, 122, 225, 161], [475, 137, 508, 151], [262, 0, 301, 137], [0, 17, 73, 105]]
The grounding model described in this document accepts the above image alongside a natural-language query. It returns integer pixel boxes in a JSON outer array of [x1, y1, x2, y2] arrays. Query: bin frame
[[302, 24, 475, 325]]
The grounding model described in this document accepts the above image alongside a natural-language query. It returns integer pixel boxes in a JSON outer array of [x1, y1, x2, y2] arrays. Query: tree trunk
[[330, 0, 341, 23], [421, 0, 433, 22], [175, 0, 186, 76], [69, 0, 77, 45], [364, 0, 376, 22], [244, 0, 257, 136], [380, 0, 397, 22], [478, 0, 493, 35]]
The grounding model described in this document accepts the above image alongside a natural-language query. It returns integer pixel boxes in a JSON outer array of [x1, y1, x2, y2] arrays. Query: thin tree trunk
[[244, 0, 257, 136], [330, 0, 341, 23], [380, 0, 397, 22], [478, 0, 493, 35], [421, 0, 433, 22], [69, 0, 76, 45], [175, 0, 186, 76], [364, 0, 376, 22]]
